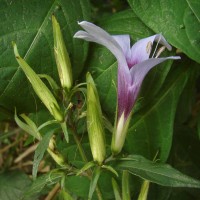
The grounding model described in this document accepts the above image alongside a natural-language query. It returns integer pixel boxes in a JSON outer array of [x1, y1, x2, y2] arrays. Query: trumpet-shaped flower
[[74, 21, 180, 154]]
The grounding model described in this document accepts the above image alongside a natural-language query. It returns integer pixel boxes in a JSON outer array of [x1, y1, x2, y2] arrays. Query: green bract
[[52, 15, 73, 92], [86, 72, 106, 164], [13, 43, 63, 122]]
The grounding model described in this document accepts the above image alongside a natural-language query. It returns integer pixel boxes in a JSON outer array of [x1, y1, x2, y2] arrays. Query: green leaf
[[101, 165, 119, 177], [64, 175, 90, 199], [24, 170, 64, 199], [58, 189, 74, 200], [0, 0, 91, 116], [38, 74, 60, 92], [60, 122, 69, 143], [32, 130, 54, 179], [186, 0, 200, 21], [128, 0, 200, 63], [0, 171, 32, 200], [118, 155, 200, 188], [15, 111, 41, 140], [76, 161, 95, 176], [88, 167, 101, 200], [125, 63, 190, 162]]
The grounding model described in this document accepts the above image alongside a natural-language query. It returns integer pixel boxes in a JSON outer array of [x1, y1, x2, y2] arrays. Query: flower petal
[[130, 56, 181, 88], [129, 34, 172, 67], [74, 21, 127, 67], [112, 35, 131, 59]]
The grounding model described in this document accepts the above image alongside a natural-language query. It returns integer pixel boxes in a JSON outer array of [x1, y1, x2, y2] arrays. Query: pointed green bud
[[13, 43, 64, 122], [86, 72, 106, 164], [52, 15, 73, 91]]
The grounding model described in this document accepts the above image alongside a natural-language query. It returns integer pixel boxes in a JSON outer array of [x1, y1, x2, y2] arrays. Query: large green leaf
[[128, 0, 200, 63], [0, 171, 32, 200], [0, 0, 90, 116], [186, 0, 200, 21], [125, 63, 190, 161], [24, 170, 64, 199], [118, 155, 200, 188]]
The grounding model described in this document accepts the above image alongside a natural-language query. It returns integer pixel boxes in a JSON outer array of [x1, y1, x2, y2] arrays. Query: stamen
[[155, 46, 166, 58], [146, 41, 153, 54], [151, 34, 162, 58]]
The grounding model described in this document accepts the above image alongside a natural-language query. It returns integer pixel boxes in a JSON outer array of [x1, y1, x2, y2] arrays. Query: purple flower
[[74, 21, 180, 154]]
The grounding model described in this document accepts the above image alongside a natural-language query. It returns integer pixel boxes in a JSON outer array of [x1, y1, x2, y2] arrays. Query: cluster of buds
[[13, 15, 73, 143]]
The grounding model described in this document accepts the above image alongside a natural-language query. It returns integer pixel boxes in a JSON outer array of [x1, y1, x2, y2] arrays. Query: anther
[[155, 46, 166, 58], [146, 41, 153, 54]]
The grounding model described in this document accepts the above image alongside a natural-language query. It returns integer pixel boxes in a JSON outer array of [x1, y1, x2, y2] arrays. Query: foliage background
[[0, 0, 200, 199]]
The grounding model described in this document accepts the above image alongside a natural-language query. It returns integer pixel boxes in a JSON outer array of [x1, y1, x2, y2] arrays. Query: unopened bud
[[86, 72, 106, 164], [47, 148, 66, 167], [13, 42, 64, 122], [52, 15, 73, 91]]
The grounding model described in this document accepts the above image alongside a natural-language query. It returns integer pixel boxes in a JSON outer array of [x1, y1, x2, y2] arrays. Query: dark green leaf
[[186, 0, 200, 21], [32, 130, 54, 179], [15, 111, 41, 140], [125, 63, 190, 161], [128, 0, 200, 63], [88, 167, 101, 200], [0, 0, 91, 116], [0, 171, 32, 200], [76, 161, 95, 176], [24, 170, 64, 199], [101, 165, 118, 177], [118, 155, 200, 188], [64, 176, 90, 199]]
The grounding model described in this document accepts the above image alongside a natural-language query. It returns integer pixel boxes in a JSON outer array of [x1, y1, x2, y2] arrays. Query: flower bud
[[52, 15, 73, 91], [13, 43, 64, 122], [86, 72, 106, 164], [47, 136, 66, 167]]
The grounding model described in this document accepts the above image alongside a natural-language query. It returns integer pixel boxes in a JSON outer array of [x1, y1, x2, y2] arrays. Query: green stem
[[71, 126, 103, 200], [71, 127, 88, 163], [137, 180, 150, 200], [122, 170, 131, 200]]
